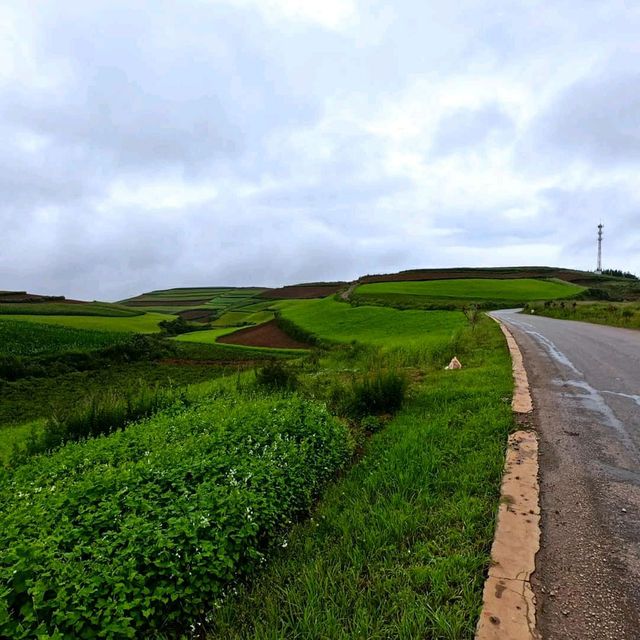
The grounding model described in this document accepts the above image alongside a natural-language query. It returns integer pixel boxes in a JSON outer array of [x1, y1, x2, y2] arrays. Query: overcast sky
[[1, 0, 639, 300]]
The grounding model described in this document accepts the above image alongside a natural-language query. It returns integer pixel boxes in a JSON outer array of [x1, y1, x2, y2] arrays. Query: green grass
[[207, 319, 513, 638], [279, 297, 467, 347], [173, 326, 242, 343], [0, 319, 128, 357], [0, 362, 233, 431], [526, 301, 640, 330], [0, 311, 173, 333], [354, 278, 584, 310], [0, 302, 142, 317], [211, 310, 252, 326]]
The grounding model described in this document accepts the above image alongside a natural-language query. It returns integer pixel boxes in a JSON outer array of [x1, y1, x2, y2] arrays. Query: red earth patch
[[218, 320, 310, 349]]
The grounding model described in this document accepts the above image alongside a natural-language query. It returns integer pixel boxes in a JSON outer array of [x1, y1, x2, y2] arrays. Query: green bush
[[347, 370, 408, 418], [0, 393, 353, 638], [255, 361, 298, 391]]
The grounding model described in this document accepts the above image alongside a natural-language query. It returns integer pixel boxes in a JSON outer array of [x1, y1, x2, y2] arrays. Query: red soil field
[[123, 299, 210, 307], [0, 292, 80, 303], [177, 309, 217, 323], [218, 320, 309, 349], [261, 283, 346, 299]]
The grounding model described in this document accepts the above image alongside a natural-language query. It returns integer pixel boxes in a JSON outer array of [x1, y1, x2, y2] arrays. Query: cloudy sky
[[1, 0, 639, 300]]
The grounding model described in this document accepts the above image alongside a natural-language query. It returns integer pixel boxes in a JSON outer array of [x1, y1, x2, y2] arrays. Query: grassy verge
[[526, 301, 640, 330], [206, 318, 513, 639]]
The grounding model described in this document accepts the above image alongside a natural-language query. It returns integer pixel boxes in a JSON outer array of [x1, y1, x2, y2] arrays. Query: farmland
[[0, 319, 127, 357], [0, 275, 528, 638], [0, 311, 173, 333], [278, 296, 467, 347], [352, 277, 584, 310], [0, 301, 143, 317]]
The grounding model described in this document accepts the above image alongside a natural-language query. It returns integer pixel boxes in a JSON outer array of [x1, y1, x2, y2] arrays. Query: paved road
[[491, 310, 640, 640]]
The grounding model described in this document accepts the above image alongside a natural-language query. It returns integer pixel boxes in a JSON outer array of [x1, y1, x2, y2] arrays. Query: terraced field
[[0, 311, 173, 333], [278, 297, 467, 347], [353, 278, 584, 310], [0, 319, 127, 357]]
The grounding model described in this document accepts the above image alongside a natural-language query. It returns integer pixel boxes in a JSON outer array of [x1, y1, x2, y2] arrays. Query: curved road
[[492, 310, 640, 639]]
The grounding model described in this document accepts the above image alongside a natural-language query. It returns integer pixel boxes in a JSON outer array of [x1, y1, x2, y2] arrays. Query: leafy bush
[[255, 361, 298, 391], [0, 393, 353, 638], [347, 370, 407, 418], [158, 316, 210, 336]]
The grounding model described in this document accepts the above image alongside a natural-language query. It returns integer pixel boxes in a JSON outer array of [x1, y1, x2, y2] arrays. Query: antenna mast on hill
[[596, 223, 603, 274]]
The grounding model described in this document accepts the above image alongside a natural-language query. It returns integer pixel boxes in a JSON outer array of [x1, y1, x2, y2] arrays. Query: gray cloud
[[1, 0, 639, 300], [430, 104, 515, 157], [527, 68, 640, 166]]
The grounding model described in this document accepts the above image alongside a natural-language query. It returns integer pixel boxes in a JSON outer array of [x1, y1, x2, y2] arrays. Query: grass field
[[0, 301, 142, 317], [278, 297, 467, 347], [0, 319, 127, 357], [0, 311, 173, 333], [353, 278, 584, 310], [173, 326, 243, 343]]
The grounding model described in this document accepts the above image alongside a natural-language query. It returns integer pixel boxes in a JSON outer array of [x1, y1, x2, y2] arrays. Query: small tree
[[463, 304, 480, 330]]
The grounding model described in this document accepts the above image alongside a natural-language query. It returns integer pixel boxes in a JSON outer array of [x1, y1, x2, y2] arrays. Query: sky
[[1, 0, 639, 301]]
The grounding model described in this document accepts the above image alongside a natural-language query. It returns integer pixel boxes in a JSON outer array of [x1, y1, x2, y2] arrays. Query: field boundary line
[[476, 315, 540, 640]]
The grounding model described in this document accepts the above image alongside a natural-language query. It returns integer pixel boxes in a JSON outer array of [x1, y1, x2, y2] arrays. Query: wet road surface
[[491, 310, 640, 640]]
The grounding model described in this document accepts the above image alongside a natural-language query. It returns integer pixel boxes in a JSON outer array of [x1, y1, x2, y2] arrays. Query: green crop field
[[173, 326, 241, 343], [211, 310, 252, 326], [0, 311, 173, 333], [0, 319, 128, 357], [353, 278, 584, 309], [356, 278, 584, 303], [122, 287, 271, 316], [279, 297, 467, 347], [0, 302, 142, 317]]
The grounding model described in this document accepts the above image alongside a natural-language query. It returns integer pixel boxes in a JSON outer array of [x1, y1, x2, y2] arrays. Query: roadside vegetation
[[525, 300, 640, 330], [0, 280, 515, 638]]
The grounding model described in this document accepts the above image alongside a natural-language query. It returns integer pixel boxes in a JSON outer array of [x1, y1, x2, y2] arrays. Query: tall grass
[[10, 384, 190, 463]]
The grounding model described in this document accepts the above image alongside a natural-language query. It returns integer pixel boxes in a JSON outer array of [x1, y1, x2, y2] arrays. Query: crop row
[[0, 392, 353, 638], [0, 319, 128, 357]]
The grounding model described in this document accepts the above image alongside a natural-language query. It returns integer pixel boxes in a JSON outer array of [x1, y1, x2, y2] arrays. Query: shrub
[[158, 316, 210, 336], [345, 370, 408, 419], [255, 361, 298, 391], [0, 394, 353, 638], [360, 415, 385, 433]]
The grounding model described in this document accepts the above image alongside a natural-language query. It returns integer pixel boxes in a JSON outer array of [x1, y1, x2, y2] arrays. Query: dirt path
[[492, 310, 640, 639], [340, 282, 358, 301]]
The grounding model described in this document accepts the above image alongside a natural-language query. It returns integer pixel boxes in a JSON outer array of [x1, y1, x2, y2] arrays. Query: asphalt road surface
[[491, 310, 640, 639]]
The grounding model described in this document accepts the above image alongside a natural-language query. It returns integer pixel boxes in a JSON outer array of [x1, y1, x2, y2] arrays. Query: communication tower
[[596, 223, 603, 274]]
